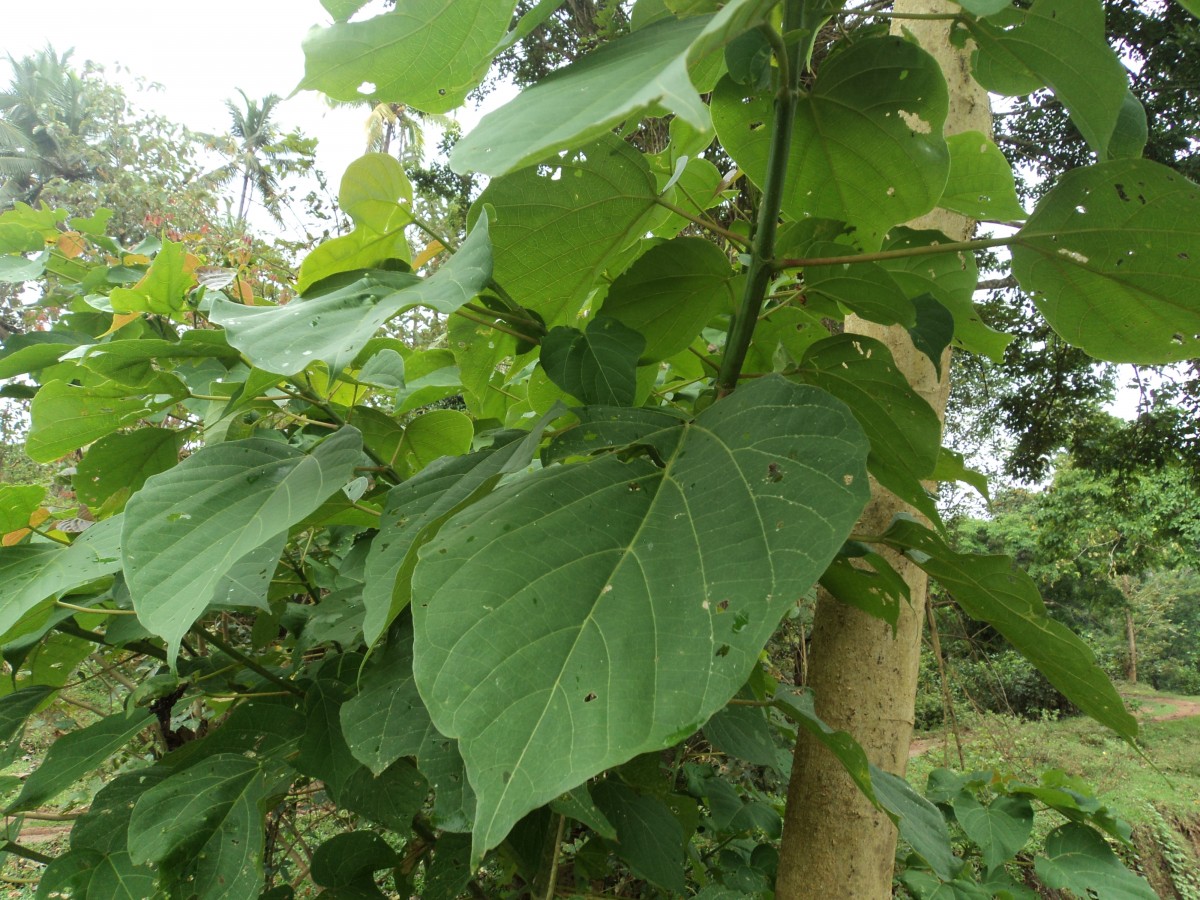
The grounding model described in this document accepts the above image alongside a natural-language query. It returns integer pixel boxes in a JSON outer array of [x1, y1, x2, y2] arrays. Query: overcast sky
[[5, 1, 423, 219]]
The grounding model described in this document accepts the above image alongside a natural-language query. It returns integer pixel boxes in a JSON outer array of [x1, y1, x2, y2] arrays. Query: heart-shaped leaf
[[412, 375, 869, 858]]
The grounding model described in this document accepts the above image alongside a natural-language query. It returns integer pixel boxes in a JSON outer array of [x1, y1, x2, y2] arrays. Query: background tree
[[220, 88, 316, 225]]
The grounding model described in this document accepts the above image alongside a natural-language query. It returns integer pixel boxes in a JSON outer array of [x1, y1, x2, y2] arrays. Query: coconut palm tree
[[0, 46, 97, 207], [223, 89, 287, 223]]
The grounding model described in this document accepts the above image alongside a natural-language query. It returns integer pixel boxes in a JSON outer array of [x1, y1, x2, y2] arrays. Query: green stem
[[653, 197, 749, 247], [54, 620, 168, 663], [846, 9, 962, 20], [716, 5, 804, 396], [775, 235, 1013, 270], [453, 308, 539, 345], [0, 842, 53, 865], [463, 302, 545, 333], [283, 378, 402, 484], [193, 625, 303, 697]]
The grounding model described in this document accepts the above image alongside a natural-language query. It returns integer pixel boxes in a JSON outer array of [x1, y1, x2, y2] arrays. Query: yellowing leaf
[[57, 231, 87, 259], [413, 241, 445, 270]]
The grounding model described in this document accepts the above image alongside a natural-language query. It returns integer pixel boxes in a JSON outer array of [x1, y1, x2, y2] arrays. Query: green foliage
[[2, 0, 1198, 895]]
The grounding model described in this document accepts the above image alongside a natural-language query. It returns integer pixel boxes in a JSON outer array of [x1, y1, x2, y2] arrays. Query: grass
[[907, 686, 1200, 897], [909, 688, 1200, 828]]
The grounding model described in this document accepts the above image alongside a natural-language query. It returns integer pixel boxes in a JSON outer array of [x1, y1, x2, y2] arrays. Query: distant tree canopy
[[947, 0, 1200, 482]]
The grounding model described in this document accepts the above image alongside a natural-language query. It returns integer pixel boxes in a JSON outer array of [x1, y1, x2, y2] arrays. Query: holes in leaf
[[1115, 182, 1130, 202], [766, 463, 783, 483], [715, 644, 731, 657], [584, 691, 597, 703], [356, 81, 376, 95]]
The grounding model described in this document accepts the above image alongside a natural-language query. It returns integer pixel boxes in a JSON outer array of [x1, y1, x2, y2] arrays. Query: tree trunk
[[1124, 607, 1138, 684], [775, 6, 992, 897]]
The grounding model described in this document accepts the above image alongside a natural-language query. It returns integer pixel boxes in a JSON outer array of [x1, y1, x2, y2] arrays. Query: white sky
[[3, 1, 430, 224]]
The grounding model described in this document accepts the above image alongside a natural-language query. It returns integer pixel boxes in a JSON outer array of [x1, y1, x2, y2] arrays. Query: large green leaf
[[340, 624, 429, 775], [940, 131, 1027, 221], [362, 417, 554, 645], [123, 428, 363, 660], [878, 228, 1012, 362], [0, 686, 54, 746], [472, 135, 660, 326], [73, 428, 181, 509], [412, 375, 869, 858], [801, 247, 917, 327], [1034, 824, 1157, 899], [953, 793, 1033, 872], [451, 1, 774, 175], [540, 316, 645, 406], [1012, 158, 1200, 363], [9, 708, 153, 812], [299, 0, 519, 113], [25, 378, 188, 462], [796, 335, 942, 522], [966, 0, 1128, 156], [36, 850, 156, 900], [600, 237, 736, 362], [212, 215, 491, 376], [592, 782, 687, 893], [713, 36, 949, 248], [128, 754, 277, 900], [297, 667, 429, 831], [881, 518, 1137, 742], [0, 516, 122, 639]]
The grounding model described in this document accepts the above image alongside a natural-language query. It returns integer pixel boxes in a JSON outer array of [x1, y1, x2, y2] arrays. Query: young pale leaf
[[412, 376, 870, 860], [540, 317, 645, 406], [796, 335, 942, 523], [9, 708, 152, 812], [109, 237, 192, 315], [1034, 824, 1157, 899], [299, 0, 519, 112], [473, 135, 659, 326], [713, 37, 949, 248], [451, 0, 776, 175], [296, 153, 414, 292], [213, 215, 491, 376], [940, 131, 1027, 221], [1012, 158, 1200, 364], [26, 378, 188, 463], [124, 427, 363, 661], [0, 516, 122, 639], [953, 793, 1034, 872], [0, 483, 44, 533], [965, 0, 1128, 156], [601, 237, 736, 363], [881, 518, 1138, 742], [128, 754, 276, 900], [396, 410, 474, 475]]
